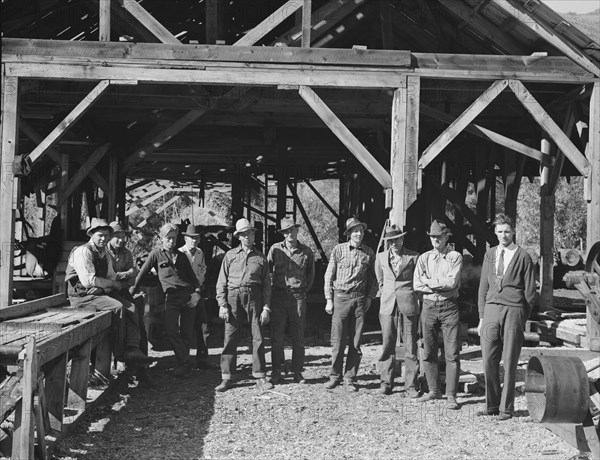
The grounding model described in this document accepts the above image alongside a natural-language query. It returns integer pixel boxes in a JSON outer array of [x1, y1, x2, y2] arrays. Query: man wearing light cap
[[413, 220, 463, 410], [65, 218, 151, 365], [215, 218, 272, 392], [268, 217, 315, 385], [323, 217, 377, 392], [131, 223, 201, 377], [375, 224, 420, 396]]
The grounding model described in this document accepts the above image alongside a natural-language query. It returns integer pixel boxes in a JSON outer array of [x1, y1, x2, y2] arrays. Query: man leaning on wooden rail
[[65, 218, 154, 366]]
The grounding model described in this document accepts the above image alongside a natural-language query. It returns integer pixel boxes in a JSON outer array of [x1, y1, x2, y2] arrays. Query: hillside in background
[[562, 9, 600, 43]]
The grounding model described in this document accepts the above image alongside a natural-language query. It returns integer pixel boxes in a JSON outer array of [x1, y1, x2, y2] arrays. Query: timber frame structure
[[1, 0, 600, 350]]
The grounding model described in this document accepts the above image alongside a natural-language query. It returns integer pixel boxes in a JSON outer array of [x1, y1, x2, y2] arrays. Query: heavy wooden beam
[[0, 73, 18, 308], [509, 79, 591, 177], [298, 85, 391, 188], [116, 0, 179, 44], [59, 143, 111, 206], [390, 76, 420, 227], [235, 0, 303, 46], [301, 0, 312, 48], [99, 0, 111, 42], [205, 0, 223, 45], [540, 136, 555, 312], [419, 79, 509, 170], [490, 0, 600, 77], [548, 103, 577, 194], [123, 109, 206, 169], [420, 104, 554, 166], [26, 80, 110, 167]]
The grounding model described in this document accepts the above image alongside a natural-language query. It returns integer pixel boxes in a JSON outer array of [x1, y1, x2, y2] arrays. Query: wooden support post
[[67, 340, 92, 411], [117, 0, 179, 44], [587, 82, 600, 351], [12, 337, 36, 460], [288, 184, 327, 262], [277, 145, 288, 222], [302, 0, 312, 48], [59, 153, 70, 240], [45, 352, 68, 433], [540, 136, 555, 312], [504, 151, 525, 224], [99, 0, 111, 42], [390, 76, 420, 227], [59, 143, 111, 206], [0, 73, 18, 307], [205, 0, 223, 45], [94, 331, 113, 382], [108, 151, 118, 222]]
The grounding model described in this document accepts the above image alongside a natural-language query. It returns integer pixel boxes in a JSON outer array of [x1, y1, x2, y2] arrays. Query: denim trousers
[[330, 293, 366, 382], [164, 288, 198, 365], [270, 290, 307, 375], [421, 299, 460, 397]]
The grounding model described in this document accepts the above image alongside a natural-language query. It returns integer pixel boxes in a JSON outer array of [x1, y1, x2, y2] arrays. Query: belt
[[334, 291, 365, 298], [230, 285, 260, 291], [273, 287, 305, 294]]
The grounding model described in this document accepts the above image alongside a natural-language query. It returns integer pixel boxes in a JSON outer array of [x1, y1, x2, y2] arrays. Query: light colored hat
[[427, 220, 452, 237], [159, 223, 178, 238], [182, 224, 203, 237], [233, 218, 257, 237], [382, 224, 407, 240], [109, 221, 130, 235], [86, 218, 113, 237], [343, 217, 367, 236], [278, 217, 300, 233]]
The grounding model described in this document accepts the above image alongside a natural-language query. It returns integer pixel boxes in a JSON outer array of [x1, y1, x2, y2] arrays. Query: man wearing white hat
[[375, 224, 420, 396], [65, 218, 151, 365], [215, 218, 272, 392], [268, 217, 315, 385], [413, 220, 463, 410], [323, 217, 377, 391]]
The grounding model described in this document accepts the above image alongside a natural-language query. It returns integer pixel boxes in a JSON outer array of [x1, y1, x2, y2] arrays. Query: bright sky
[[543, 0, 600, 13]]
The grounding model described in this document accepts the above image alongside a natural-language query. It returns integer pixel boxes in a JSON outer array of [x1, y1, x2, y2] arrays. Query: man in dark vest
[[65, 218, 151, 365]]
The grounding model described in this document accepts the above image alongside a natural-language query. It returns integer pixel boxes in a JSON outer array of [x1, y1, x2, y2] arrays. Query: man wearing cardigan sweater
[[477, 214, 536, 421]]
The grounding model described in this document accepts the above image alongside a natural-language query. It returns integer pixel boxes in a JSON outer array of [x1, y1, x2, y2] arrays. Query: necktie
[[190, 248, 196, 257], [497, 249, 505, 277]]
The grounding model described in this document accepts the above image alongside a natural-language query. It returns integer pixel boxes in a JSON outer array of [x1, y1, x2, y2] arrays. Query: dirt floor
[[52, 314, 585, 460]]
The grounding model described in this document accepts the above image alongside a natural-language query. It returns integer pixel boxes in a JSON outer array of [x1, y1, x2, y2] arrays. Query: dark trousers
[[378, 310, 419, 389], [330, 293, 366, 382], [421, 299, 460, 397], [221, 287, 266, 380], [481, 303, 525, 414], [271, 290, 307, 375], [164, 289, 198, 365], [196, 298, 210, 362], [69, 292, 140, 349]]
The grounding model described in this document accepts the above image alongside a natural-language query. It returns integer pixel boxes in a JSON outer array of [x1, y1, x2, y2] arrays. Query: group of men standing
[[65, 211, 535, 421]]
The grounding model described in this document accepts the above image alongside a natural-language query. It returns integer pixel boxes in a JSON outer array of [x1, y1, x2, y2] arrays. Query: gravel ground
[[53, 338, 581, 460]]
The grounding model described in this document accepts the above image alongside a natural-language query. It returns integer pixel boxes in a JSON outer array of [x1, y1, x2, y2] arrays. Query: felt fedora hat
[[427, 220, 452, 237], [109, 221, 130, 235], [182, 224, 203, 237], [86, 218, 113, 237], [278, 217, 301, 233], [233, 218, 257, 237], [382, 224, 407, 240], [343, 217, 367, 236]]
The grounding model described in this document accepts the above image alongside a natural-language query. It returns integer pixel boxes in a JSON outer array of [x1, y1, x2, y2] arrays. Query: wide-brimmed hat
[[109, 221, 130, 235], [427, 220, 452, 237], [87, 218, 113, 237], [182, 224, 203, 237], [278, 217, 300, 233], [382, 224, 407, 240], [233, 218, 257, 237], [343, 217, 367, 236]]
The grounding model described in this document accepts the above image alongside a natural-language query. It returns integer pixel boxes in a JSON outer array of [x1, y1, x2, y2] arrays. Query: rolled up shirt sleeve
[[324, 247, 338, 301], [413, 254, 433, 294], [216, 254, 230, 308]]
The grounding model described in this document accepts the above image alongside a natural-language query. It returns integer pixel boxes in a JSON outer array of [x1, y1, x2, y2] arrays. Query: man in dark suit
[[375, 224, 420, 396]]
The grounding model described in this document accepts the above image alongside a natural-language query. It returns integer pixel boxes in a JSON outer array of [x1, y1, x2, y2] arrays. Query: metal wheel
[[585, 241, 600, 277]]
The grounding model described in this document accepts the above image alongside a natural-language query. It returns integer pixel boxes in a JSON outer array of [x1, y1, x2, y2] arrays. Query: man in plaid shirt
[[324, 217, 377, 391]]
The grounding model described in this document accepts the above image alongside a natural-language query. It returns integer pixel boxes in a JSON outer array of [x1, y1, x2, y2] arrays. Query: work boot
[[446, 396, 460, 410], [379, 383, 392, 395], [324, 378, 340, 389], [417, 392, 442, 402], [256, 377, 274, 390], [344, 380, 358, 392], [196, 359, 219, 370], [123, 347, 155, 365], [406, 387, 420, 399], [293, 373, 306, 384], [270, 372, 284, 385], [215, 380, 232, 392], [136, 368, 157, 389]]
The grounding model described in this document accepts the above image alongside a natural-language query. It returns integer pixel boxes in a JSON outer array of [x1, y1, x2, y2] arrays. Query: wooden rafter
[[508, 79, 591, 177], [99, 0, 111, 42], [235, 0, 303, 46], [298, 85, 391, 188], [419, 104, 554, 166], [26, 80, 110, 167], [419, 79, 509, 170], [490, 0, 600, 77], [302, 0, 312, 48], [548, 102, 578, 194], [116, 0, 179, 44]]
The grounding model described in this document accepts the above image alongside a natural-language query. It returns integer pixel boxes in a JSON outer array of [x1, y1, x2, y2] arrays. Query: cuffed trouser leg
[[402, 313, 420, 390], [422, 302, 441, 395], [343, 296, 365, 382]]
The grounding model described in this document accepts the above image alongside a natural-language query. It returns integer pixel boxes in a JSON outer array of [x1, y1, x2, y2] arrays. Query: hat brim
[[427, 231, 452, 237], [182, 232, 202, 237], [382, 231, 407, 240], [344, 222, 367, 235], [278, 224, 301, 233], [87, 226, 113, 237], [234, 226, 257, 237]]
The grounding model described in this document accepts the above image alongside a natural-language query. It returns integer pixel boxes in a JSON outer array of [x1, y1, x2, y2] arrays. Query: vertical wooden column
[[45, 353, 68, 432], [12, 338, 36, 459], [301, 0, 312, 48], [59, 153, 70, 240], [231, 175, 243, 222], [205, 0, 224, 45], [390, 76, 420, 227], [67, 340, 92, 411], [0, 72, 19, 307], [108, 153, 118, 222], [540, 136, 555, 311], [586, 82, 600, 351], [99, 0, 111, 42], [276, 146, 288, 222]]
